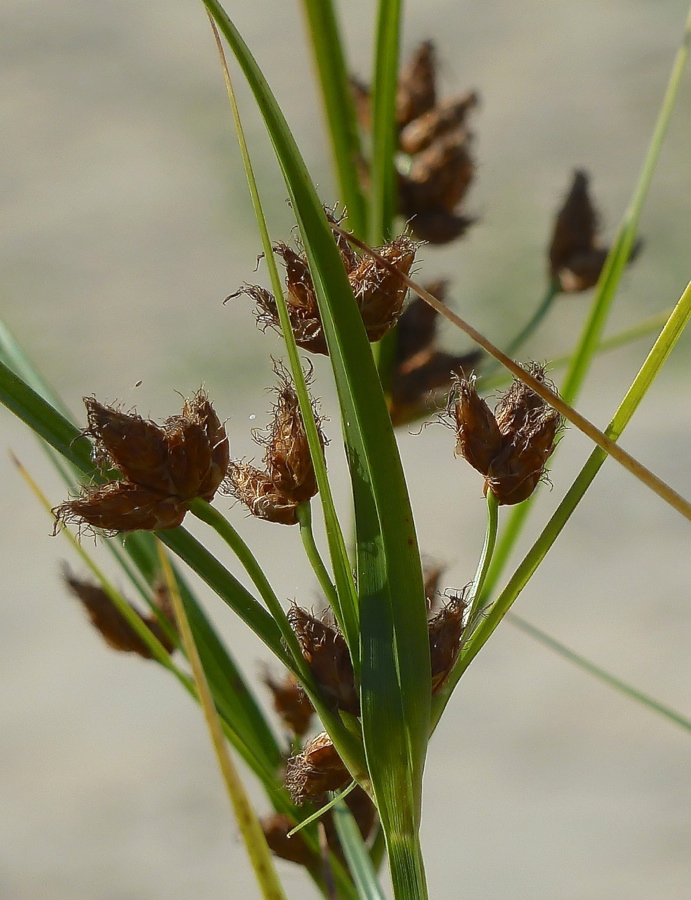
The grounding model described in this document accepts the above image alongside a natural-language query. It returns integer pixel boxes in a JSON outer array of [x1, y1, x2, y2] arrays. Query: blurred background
[[1, 1, 690, 897]]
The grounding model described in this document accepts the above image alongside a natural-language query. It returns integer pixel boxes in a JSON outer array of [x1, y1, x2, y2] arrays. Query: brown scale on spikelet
[[225, 364, 326, 525], [449, 365, 563, 505], [54, 392, 228, 534], [287, 605, 359, 716], [352, 42, 479, 245], [388, 281, 483, 425], [396, 40, 437, 127], [285, 732, 351, 806], [63, 567, 178, 658], [428, 591, 467, 694], [262, 669, 314, 738], [548, 170, 641, 293], [423, 561, 446, 611], [234, 215, 420, 353]]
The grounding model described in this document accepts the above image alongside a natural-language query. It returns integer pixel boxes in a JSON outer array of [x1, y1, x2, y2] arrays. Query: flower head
[[449, 365, 563, 505], [54, 391, 228, 533]]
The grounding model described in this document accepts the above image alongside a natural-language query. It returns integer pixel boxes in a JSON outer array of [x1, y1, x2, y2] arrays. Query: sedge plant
[[2, 2, 691, 898]]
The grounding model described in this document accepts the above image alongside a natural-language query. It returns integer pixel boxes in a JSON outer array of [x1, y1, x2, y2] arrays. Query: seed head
[[449, 366, 563, 505], [428, 592, 467, 694], [287, 605, 359, 716], [63, 568, 177, 658], [396, 41, 437, 127], [225, 365, 325, 525], [399, 92, 478, 155], [262, 669, 314, 738], [284, 732, 351, 806], [54, 392, 228, 534], [261, 814, 314, 867], [388, 282, 483, 425]]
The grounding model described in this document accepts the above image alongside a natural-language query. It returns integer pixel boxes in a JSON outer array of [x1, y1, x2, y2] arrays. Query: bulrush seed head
[[450, 366, 563, 505], [287, 605, 359, 716], [390, 283, 482, 425], [262, 669, 314, 738], [261, 814, 314, 868], [396, 40, 437, 127], [399, 92, 478, 155], [54, 391, 228, 534], [235, 216, 420, 353], [225, 365, 325, 526], [428, 592, 467, 694], [548, 170, 641, 293], [284, 732, 351, 806], [63, 568, 177, 658]]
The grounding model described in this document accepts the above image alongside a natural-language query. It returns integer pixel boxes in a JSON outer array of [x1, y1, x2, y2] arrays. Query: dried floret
[[428, 592, 467, 694], [399, 92, 478, 154], [288, 605, 359, 716], [449, 366, 563, 505], [396, 40, 437, 127], [64, 568, 177, 658], [54, 392, 228, 534], [262, 669, 314, 738], [285, 732, 351, 806]]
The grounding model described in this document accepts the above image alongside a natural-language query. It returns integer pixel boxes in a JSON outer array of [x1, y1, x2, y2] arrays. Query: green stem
[[299, 0, 367, 237], [484, 281, 559, 376], [466, 491, 499, 630], [296, 501, 341, 613], [189, 498, 305, 668], [506, 612, 691, 732]]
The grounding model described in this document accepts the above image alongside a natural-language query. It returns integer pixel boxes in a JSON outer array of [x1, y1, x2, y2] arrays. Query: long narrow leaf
[[203, 6, 431, 896]]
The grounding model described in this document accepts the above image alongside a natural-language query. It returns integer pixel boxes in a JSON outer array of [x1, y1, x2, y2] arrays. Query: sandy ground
[[1, 1, 690, 897]]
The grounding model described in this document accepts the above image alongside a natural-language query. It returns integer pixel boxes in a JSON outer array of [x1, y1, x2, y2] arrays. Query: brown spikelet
[[54, 392, 228, 535], [285, 732, 351, 806], [400, 132, 475, 215], [396, 41, 437, 127], [448, 366, 563, 505], [261, 814, 315, 867], [389, 284, 483, 425], [225, 366, 324, 525], [450, 376, 504, 475], [63, 569, 176, 658], [350, 235, 419, 342], [399, 91, 478, 154], [428, 592, 467, 694], [225, 463, 300, 525], [288, 605, 359, 716], [262, 669, 314, 738]]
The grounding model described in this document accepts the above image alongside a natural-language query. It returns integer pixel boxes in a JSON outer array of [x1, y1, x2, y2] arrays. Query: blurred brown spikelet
[[549, 169, 641, 293], [262, 669, 314, 738], [428, 592, 467, 694], [449, 365, 563, 505], [285, 732, 351, 806], [261, 814, 315, 867], [63, 568, 177, 658], [396, 40, 437, 126], [54, 392, 229, 534], [234, 217, 419, 354], [399, 92, 478, 155], [225, 364, 325, 525], [287, 605, 359, 716], [262, 785, 377, 869], [389, 281, 482, 425]]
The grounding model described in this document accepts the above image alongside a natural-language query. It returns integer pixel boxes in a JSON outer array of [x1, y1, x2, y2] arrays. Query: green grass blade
[[207, 16, 360, 660], [203, 6, 431, 894], [332, 799, 387, 900], [300, 0, 367, 236], [158, 543, 289, 900], [369, 0, 402, 243], [506, 612, 691, 733], [432, 278, 691, 722]]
